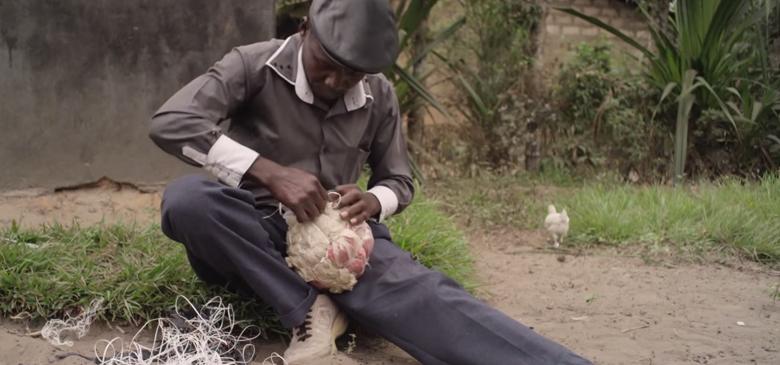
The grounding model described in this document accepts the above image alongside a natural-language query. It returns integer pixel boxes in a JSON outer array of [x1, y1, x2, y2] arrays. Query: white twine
[[93, 296, 261, 365], [327, 191, 342, 208], [260, 352, 288, 365], [262, 191, 343, 220], [41, 298, 104, 347]]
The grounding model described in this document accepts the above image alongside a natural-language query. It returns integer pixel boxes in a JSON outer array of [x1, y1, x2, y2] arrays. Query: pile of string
[[92, 296, 261, 365]]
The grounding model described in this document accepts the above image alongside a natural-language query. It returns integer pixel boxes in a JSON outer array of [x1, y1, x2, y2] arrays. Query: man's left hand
[[334, 184, 381, 225]]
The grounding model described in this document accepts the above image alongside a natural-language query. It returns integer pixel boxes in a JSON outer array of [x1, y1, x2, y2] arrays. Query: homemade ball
[[284, 204, 374, 293]]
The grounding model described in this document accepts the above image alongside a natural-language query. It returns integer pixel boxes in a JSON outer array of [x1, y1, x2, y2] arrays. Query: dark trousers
[[160, 175, 592, 365]]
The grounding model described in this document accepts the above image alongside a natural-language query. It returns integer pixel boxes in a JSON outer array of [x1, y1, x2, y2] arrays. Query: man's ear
[[298, 17, 309, 35]]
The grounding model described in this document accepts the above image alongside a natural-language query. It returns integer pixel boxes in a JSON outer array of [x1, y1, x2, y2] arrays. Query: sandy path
[[471, 229, 780, 365], [1, 183, 778, 364]]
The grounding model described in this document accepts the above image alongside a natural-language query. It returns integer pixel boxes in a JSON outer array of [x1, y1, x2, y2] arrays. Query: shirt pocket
[[347, 146, 371, 183]]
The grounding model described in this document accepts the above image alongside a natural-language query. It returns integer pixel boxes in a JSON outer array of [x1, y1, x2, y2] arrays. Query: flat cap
[[309, 0, 399, 74]]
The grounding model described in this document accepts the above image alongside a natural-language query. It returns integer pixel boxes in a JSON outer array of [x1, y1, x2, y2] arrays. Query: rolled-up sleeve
[[367, 86, 415, 220], [149, 49, 260, 187]]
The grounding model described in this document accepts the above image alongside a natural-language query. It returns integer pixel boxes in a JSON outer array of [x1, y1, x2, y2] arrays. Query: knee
[[162, 174, 212, 210], [161, 175, 218, 234]]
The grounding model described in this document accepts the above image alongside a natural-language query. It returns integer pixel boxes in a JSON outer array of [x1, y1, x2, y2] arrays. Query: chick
[[544, 205, 569, 248]]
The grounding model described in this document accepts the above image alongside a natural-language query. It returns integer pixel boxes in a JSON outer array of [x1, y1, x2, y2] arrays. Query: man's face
[[301, 29, 366, 102]]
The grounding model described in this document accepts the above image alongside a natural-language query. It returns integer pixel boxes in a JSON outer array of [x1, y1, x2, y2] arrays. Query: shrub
[[547, 42, 665, 179], [559, 0, 780, 178], [442, 0, 543, 169]]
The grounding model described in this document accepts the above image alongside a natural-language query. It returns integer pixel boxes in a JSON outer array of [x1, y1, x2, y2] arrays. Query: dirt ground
[[1, 182, 778, 364]]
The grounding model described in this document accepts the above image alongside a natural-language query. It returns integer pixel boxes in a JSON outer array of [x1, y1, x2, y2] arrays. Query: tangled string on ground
[[93, 296, 262, 365], [41, 298, 104, 347]]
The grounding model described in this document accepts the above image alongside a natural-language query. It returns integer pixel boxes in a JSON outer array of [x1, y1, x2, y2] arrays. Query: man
[[150, 0, 592, 364]]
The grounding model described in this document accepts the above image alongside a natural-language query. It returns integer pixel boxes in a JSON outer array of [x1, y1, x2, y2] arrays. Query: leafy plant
[[671, 70, 697, 184], [436, 0, 542, 168], [557, 43, 613, 133], [385, 0, 465, 117], [558, 0, 780, 179], [550, 42, 662, 178]]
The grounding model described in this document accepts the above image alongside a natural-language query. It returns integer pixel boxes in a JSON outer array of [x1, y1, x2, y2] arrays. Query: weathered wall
[[0, 0, 275, 190], [539, 0, 651, 68]]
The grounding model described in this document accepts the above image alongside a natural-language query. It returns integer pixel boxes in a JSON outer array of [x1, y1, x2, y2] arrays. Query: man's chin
[[312, 87, 344, 102]]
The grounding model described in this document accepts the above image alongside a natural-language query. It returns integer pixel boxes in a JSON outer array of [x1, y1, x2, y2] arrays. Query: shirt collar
[[294, 48, 315, 104], [265, 35, 373, 112]]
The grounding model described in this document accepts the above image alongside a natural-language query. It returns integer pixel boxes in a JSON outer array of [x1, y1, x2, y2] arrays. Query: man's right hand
[[245, 156, 327, 222]]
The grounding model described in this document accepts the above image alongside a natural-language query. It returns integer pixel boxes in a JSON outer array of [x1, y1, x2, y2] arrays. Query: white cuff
[[203, 135, 259, 187], [367, 185, 399, 222]]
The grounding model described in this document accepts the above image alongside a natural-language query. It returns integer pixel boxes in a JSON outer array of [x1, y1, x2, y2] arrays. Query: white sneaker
[[283, 295, 348, 365]]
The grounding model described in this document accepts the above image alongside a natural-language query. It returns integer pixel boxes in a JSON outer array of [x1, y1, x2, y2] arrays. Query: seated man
[[149, 0, 592, 364]]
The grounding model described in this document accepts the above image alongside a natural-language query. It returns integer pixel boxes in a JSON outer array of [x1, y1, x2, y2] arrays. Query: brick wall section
[[539, 0, 651, 70]]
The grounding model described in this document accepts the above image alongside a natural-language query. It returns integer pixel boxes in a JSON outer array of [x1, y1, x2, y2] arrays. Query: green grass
[[0, 222, 281, 331], [0, 193, 472, 335], [385, 200, 474, 289], [568, 175, 780, 264], [429, 173, 780, 266], [426, 172, 581, 230]]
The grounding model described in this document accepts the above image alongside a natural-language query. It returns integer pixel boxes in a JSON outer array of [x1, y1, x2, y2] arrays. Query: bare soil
[[1, 183, 778, 364]]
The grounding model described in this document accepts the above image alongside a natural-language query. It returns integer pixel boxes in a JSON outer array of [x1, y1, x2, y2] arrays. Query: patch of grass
[[568, 175, 780, 265], [385, 199, 474, 289], [426, 173, 579, 230], [0, 222, 280, 333], [428, 173, 780, 266], [0, 193, 472, 334]]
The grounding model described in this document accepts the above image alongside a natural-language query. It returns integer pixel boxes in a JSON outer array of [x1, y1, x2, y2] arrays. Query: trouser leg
[[159, 174, 316, 328], [332, 223, 592, 365]]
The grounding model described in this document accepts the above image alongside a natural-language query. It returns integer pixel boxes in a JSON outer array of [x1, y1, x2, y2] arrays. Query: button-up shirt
[[150, 34, 414, 220]]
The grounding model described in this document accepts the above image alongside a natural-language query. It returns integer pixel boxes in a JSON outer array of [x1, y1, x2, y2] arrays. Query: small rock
[[737, 321, 745, 326], [557, 255, 566, 263]]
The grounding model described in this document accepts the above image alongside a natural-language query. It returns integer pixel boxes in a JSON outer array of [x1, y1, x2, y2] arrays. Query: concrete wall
[[0, 0, 275, 190], [539, 0, 651, 68]]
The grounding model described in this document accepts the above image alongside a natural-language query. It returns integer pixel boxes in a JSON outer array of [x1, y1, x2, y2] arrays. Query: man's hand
[[245, 157, 327, 222], [334, 184, 381, 225]]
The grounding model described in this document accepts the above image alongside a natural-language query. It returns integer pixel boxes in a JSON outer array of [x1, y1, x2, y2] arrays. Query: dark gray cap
[[309, 0, 399, 74]]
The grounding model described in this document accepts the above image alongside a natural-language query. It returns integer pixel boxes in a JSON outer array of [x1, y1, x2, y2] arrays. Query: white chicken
[[544, 205, 569, 248]]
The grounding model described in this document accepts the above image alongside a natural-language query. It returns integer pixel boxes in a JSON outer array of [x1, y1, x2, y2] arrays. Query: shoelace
[[294, 313, 313, 342]]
